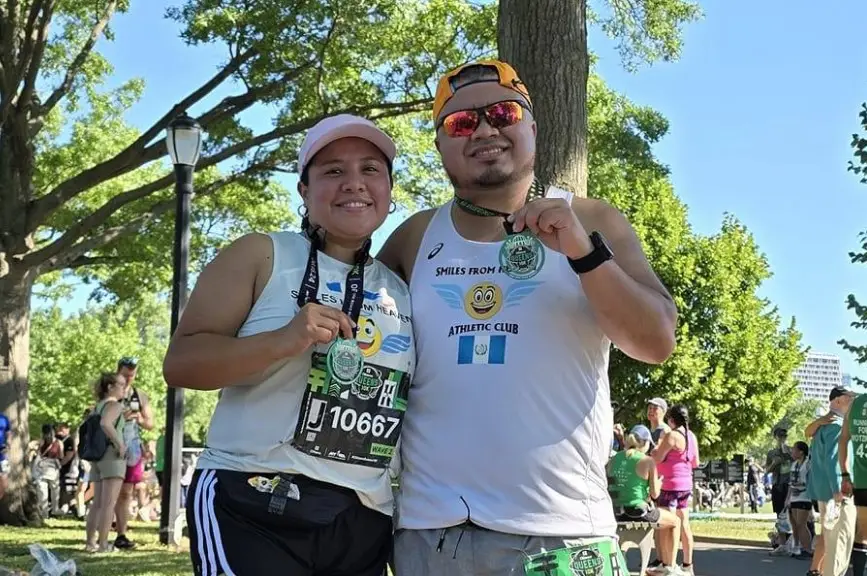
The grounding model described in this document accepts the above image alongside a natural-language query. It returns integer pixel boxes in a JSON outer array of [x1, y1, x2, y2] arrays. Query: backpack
[[78, 405, 116, 462]]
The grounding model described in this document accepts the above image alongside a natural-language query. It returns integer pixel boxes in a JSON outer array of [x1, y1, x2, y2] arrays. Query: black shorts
[[771, 484, 789, 514], [616, 505, 661, 525], [854, 489, 867, 508], [790, 501, 813, 511], [187, 469, 392, 576]]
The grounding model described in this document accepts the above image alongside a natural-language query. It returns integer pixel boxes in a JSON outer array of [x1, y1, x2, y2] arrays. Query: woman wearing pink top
[[653, 404, 699, 575]]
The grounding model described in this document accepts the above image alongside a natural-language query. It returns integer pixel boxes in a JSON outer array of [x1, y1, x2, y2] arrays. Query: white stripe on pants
[[193, 470, 236, 576]]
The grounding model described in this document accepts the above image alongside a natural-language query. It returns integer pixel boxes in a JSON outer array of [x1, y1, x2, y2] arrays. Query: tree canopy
[[839, 102, 867, 386], [587, 74, 806, 458]]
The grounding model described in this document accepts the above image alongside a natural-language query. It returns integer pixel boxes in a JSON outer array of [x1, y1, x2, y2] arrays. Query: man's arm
[[765, 450, 779, 473], [806, 413, 834, 439], [60, 442, 74, 466], [578, 201, 677, 364]]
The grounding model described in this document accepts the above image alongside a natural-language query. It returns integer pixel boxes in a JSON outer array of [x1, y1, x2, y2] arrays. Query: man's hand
[[842, 476, 854, 498], [508, 198, 593, 260], [277, 302, 355, 357]]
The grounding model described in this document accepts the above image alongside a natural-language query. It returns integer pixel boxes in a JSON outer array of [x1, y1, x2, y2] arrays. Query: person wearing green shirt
[[155, 430, 165, 489], [608, 424, 683, 576], [840, 392, 867, 575]]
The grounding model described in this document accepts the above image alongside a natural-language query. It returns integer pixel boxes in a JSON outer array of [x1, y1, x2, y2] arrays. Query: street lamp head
[[166, 112, 203, 167]]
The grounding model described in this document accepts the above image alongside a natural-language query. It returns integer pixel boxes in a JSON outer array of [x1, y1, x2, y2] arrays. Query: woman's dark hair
[[41, 423, 54, 437], [666, 404, 692, 454], [93, 371, 121, 400], [794, 441, 809, 458], [666, 404, 690, 429]]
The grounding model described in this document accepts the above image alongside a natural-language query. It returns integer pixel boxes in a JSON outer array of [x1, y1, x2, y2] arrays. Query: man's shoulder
[[378, 207, 439, 279], [571, 196, 634, 238]]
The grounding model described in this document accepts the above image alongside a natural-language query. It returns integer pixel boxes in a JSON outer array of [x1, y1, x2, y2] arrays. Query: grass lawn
[[0, 518, 189, 575], [0, 516, 775, 574], [691, 516, 771, 544]]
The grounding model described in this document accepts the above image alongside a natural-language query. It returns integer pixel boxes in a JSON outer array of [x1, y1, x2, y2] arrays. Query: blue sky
[[63, 0, 867, 379]]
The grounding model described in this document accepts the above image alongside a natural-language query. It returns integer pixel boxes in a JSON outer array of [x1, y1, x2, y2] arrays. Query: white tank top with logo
[[398, 189, 617, 537], [197, 231, 415, 516]]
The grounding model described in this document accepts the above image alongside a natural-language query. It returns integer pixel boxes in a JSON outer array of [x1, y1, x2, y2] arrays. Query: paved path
[[623, 542, 816, 576]]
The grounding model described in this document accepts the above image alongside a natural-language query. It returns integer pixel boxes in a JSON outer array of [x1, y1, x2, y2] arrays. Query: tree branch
[[39, 0, 118, 118], [26, 47, 257, 231], [35, 161, 273, 275], [26, 96, 432, 268], [196, 59, 316, 129], [66, 255, 121, 270], [18, 0, 54, 114]]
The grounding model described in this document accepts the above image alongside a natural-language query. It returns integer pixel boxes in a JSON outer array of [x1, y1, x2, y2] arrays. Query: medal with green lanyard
[[453, 178, 547, 280], [290, 224, 409, 468], [523, 539, 630, 576]]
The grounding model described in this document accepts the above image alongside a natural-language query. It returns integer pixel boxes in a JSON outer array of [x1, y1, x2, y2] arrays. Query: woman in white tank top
[[163, 114, 415, 576]]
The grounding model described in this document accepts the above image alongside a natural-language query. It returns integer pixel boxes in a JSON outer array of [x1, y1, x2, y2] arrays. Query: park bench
[[617, 520, 654, 576]]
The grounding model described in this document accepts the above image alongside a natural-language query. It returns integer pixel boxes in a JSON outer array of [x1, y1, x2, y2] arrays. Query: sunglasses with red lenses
[[438, 100, 531, 138]]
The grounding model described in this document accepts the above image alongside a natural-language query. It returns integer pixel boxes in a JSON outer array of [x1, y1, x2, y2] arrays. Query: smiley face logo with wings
[[431, 281, 544, 320]]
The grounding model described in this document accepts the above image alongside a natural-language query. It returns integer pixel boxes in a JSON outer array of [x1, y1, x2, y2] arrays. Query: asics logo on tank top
[[427, 243, 444, 260]]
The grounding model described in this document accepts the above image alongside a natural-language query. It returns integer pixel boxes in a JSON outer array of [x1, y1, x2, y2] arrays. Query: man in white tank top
[[379, 60, 678, 575]]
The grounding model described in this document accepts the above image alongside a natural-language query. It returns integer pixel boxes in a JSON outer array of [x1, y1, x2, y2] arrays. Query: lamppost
[[160, 112, 202, 546]]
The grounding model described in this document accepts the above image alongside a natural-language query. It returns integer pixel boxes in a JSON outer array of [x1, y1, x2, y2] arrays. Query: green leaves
[[589, 75, 806, 459], [839, 102, 867, 386], [28, 299, 216, 444], [590, 0, 703, 71]]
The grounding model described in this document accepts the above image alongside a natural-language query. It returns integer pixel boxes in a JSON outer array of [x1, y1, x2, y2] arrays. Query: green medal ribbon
[[452, 178, 547, 235]]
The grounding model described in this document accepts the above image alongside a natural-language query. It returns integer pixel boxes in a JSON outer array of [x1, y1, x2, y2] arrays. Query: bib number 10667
[[329, 406, 400, 439]]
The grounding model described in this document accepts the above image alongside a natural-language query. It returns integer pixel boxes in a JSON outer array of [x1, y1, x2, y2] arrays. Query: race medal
[[499, 231, 545, 280], [325, 338, 364, 386]]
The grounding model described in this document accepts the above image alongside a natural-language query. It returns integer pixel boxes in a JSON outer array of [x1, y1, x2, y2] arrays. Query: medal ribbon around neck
[[296, 219, 371, 337], [452, 178, 547, 234], [453, 179, 548, 280]]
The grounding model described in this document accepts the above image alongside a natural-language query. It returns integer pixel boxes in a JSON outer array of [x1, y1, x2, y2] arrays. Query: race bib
[[524, 539, 628, 576], [292, 350, 410, 468]]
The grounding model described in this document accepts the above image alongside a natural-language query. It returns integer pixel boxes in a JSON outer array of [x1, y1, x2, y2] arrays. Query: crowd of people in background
[[746, 384, 867, 576], [0, 356, 202, 554], [608, 397, 700, 575]]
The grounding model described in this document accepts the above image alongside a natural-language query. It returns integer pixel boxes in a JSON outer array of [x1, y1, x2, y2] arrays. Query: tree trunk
[[498, 0, 590, 198], [0, 115, 42, 525], [0, 267, 40, 526]]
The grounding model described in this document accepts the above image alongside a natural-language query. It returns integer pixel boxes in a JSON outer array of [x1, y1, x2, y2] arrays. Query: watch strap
[[568, 231, 613, 274]]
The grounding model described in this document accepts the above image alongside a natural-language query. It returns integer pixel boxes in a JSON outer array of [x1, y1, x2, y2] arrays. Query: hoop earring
[[297, 204, 308, 217], [389, 201, 397, 214]]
